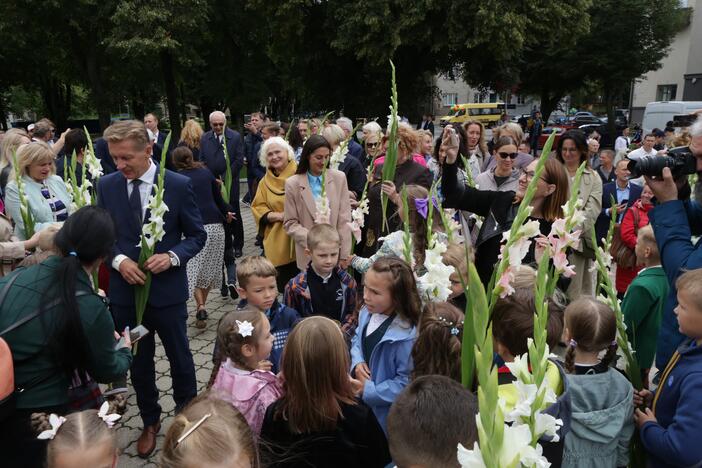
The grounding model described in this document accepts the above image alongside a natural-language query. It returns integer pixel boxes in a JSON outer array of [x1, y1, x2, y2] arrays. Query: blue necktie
[[129, 179, 143, 226]]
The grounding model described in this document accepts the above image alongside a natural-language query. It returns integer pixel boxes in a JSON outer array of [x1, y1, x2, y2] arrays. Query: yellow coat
[[251, 161, 297, 267]]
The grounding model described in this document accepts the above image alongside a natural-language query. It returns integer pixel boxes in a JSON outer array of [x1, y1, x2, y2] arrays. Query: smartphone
[[244, 113, 252, 123], [114, 324, 149, 350]]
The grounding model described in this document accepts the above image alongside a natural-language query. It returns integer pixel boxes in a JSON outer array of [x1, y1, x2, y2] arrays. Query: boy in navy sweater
[[284, 224, 357, 342], [634, 268, 702, 467]]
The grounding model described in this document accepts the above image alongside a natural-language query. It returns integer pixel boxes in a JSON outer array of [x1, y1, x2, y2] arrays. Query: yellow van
[[439, 102, 507, 127]]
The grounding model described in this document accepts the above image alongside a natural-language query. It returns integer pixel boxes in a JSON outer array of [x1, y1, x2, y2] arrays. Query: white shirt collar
[[311, 265, 333, 283], [130, 160, 157, 184]]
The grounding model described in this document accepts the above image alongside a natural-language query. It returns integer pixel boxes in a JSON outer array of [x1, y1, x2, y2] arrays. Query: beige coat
[[283, 169, 352, 270], [0, 213, 26, 276]]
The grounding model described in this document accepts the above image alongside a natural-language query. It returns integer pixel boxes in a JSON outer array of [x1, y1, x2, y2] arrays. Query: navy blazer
[[595, 181, 642, 245], [97, 166, 207, 308], [199, 128, 244, 179], [94, 138, 117, 175]]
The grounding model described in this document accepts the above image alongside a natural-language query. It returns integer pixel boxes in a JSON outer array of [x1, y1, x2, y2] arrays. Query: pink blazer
[[283, 169, 352, 270]]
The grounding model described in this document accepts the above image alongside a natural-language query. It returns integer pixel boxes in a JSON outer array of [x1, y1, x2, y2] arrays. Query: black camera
[[627, 146, 697, 179]]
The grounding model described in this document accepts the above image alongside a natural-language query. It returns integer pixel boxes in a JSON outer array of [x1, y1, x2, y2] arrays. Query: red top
[[615, 200, 653, 293]]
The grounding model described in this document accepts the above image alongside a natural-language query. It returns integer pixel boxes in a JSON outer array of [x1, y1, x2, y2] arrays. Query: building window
[[489, 93, 498, 103], [442, 93, 458, 107], [473, 92, 481, 103], [517, 94, 526, 105], [657, 84, 677, 101]]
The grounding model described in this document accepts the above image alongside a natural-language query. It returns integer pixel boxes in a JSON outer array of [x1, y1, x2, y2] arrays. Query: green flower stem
[[401, 185, 412, 265], [12, 150, 35, 239], [221, 130, 232, 204], [381, 60, 399, 234]]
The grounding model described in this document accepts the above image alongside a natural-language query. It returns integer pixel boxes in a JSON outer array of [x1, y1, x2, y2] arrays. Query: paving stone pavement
[[117, 193, 260, 467]]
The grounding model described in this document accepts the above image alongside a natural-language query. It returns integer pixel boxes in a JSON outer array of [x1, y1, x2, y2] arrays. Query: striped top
[[40, 183, 68, 221]]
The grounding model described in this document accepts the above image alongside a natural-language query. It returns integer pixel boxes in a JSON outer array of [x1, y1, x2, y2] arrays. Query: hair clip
[[236, 320, 254, 337], [97, 401, 121, 428], [450, 327, 460, 336], [176, 413, 212, 447], [568, 339, 578, 348], [68, 251, 77, 257], [37, 414, 66, 440]]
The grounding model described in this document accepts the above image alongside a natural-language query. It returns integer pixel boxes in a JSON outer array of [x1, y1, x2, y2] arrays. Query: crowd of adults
[[1, 107, 702, 466]]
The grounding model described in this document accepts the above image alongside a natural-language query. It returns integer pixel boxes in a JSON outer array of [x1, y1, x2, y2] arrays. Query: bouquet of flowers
[[134, 133, 171, 342], [381, 60, 399, 233]]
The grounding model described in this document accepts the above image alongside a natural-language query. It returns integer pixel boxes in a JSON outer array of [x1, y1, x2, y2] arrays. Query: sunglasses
[[366, 142, 380, 148], [498, 152, 518, 159]]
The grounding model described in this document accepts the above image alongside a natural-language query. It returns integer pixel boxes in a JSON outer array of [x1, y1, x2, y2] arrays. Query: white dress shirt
[[112, 161, 179, 270]]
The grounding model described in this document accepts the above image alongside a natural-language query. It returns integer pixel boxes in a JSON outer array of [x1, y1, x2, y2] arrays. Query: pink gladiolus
[[497, 267, 516, 298], [553, 251, 576, 278], [348, 222, 362, 242]]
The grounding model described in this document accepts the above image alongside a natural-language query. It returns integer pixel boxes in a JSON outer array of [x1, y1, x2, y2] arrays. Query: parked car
[[537, 126, 566, 150]]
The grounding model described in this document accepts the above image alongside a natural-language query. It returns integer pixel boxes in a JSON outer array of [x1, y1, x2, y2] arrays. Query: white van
[[641, 101, 702, 135]]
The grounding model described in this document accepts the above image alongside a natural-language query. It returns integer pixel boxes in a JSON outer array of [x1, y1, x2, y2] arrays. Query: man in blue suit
[[595, 158, 642, 245], [337, 116, 363, 161], [145, 112, 176, 170], [200, 110, 245, 293], [98, 120, 206, 458]]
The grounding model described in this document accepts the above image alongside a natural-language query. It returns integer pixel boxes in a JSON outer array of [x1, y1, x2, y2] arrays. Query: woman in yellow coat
[[252, 136, 299, 291]]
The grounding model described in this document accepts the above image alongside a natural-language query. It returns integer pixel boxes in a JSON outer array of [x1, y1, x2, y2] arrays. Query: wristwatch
[[168, 252, 178, 267]]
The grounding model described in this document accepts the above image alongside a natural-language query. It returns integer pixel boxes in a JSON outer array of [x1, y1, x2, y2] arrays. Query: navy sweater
[[179, 167, 230, 225], [641, 339, 702, 467]]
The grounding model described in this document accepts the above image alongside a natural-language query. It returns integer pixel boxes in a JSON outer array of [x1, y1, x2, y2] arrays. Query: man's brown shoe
[[137, 422, 161, 458]]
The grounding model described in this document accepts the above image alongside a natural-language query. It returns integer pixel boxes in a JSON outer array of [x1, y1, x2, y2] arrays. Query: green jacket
[[0, 256, 131, 409], [621, 266, 669, 369]]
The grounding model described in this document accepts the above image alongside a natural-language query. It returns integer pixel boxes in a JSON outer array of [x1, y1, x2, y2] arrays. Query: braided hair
[[411, 302, 464, 382], [563, 298, 618, 374]]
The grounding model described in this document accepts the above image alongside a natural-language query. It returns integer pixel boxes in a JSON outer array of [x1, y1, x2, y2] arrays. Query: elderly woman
[[485, 123, 533, 171], [556, 129, 603, 299], [361, 122, 384, 168], [284, 135, 352, 271], [0, 128, 31, 196], [321, 124, 366, 200], [5, 141, 73, 240], [475, 136, 521, 192], [362, 125, 432, 258], [252, 136, 299, 289]]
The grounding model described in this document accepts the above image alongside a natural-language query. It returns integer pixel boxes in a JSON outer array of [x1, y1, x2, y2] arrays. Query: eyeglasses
[[498, 152, 518, 159], [521, 169, 547, 182]]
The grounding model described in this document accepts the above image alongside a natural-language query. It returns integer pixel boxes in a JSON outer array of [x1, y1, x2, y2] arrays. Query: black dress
[[260, 399, 391, 468]]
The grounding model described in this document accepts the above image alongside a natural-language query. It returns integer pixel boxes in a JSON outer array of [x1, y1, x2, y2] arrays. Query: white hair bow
[[98, 401, 121, 428], [37, 414, 66, 440], [236, 320, 254, 337]]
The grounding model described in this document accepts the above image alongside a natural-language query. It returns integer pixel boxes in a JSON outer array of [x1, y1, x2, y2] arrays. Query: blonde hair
[[161, 394, 259, 468], [675, 269, 702, 311], [179, 119, 203, 149], [46, 409, 117, 468], [563, 298, 617, 374], [12, 141, 55, 180], [236, 255, 277, 289], [307, 223, 340, 251], [495, 122, 525, 145], [321, 124, 346, 147], [362, 121, 382, 139], [103, 120, 150, 149], [637, 225, 659, 261], [258, 136, 295, 168], [274, 317, 356, 433], [442, 243, 471, 284], [216, 307, 268, 370], [0, 128, 30, 171], [396, 124, 420, 155]]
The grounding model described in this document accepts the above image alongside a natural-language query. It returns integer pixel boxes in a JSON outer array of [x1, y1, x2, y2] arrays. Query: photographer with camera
[[637, 116, 702, 373]]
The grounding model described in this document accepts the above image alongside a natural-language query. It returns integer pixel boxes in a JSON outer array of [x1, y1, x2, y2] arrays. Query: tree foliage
[[0, 0, 689, 132]]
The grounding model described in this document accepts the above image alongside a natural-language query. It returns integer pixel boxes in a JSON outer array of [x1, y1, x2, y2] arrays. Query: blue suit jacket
[[649, 200, 702, 369], [595, 182, 642, 245], [93, 138, 117, 175], [199, 128, 244, 199], [97, 166, 206, 308], [348, 139, 363, 162]]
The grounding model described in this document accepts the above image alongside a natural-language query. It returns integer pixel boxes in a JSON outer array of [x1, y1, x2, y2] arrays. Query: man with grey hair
[[199, 110, 245, 293], [32, 118, 68, 155], [336, 116, 363, 161], [644, 114, 702, 374]]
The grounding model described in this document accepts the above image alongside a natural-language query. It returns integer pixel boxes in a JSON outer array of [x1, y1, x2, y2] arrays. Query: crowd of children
[[32, 205, 702, 467]]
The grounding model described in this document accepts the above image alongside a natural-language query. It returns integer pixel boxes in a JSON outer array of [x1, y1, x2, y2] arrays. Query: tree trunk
[[604, 84, 617, 148], [38, 77, 72, 130], [160, 50, 181, 138], [539, 89, 562, 123], [200, 97, 214, 131], [0, 92, 8, 130]]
